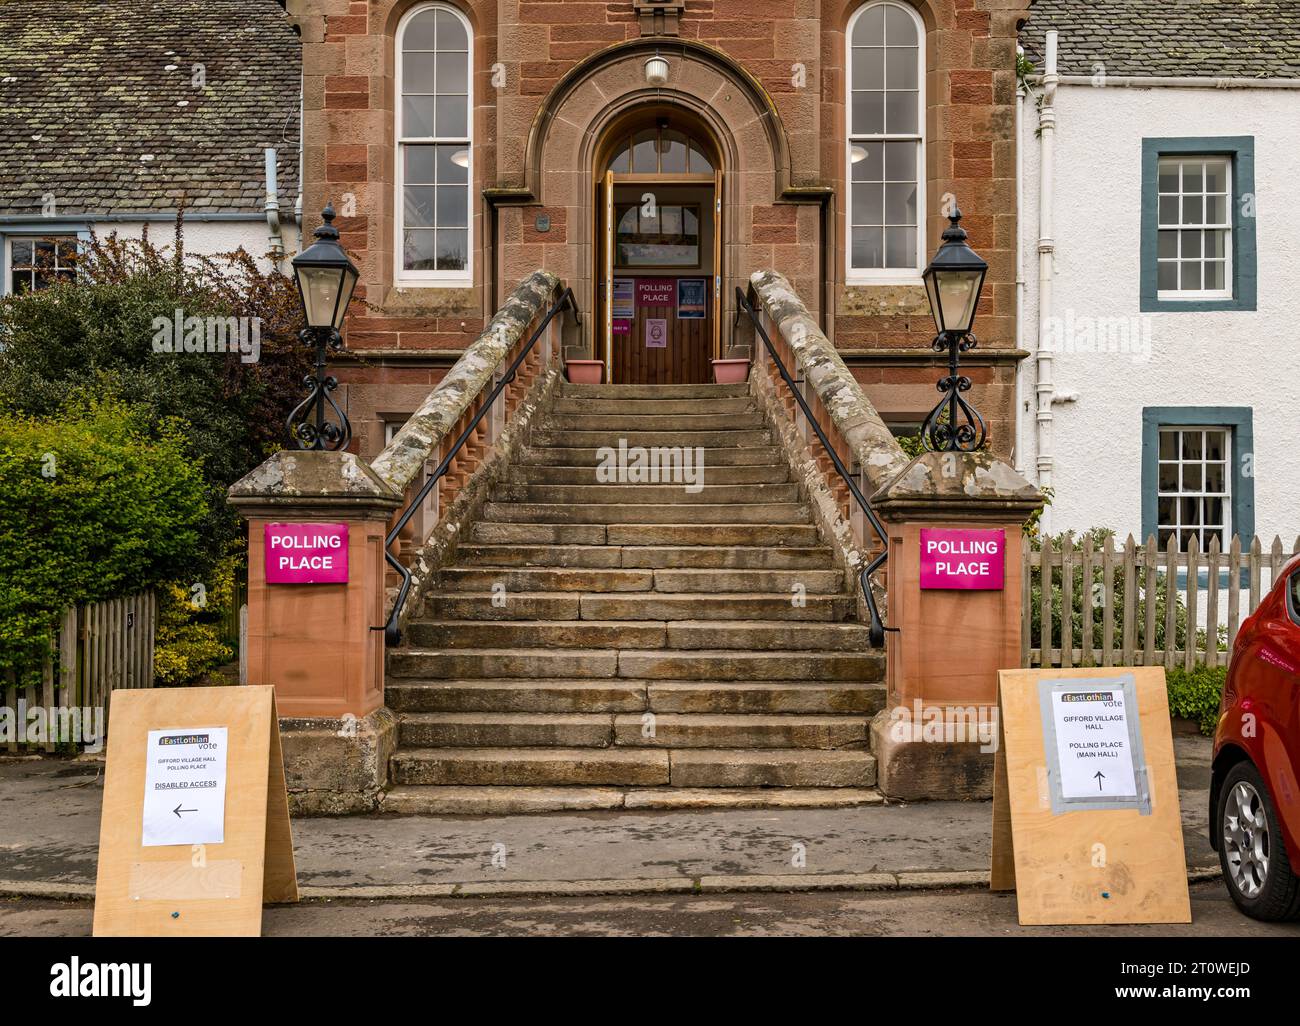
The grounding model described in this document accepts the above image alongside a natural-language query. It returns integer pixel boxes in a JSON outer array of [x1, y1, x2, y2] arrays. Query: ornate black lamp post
[[286, 203, 359, 451], [920, 209, 989, 453]]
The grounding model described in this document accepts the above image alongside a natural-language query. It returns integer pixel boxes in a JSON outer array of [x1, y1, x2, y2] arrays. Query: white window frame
[[845, 0, 926, 286], [394, 2, 473, 287], [1156, 425, 1233, 552], [1156, 155, 1232, 301], [3, 233, 81, 295]]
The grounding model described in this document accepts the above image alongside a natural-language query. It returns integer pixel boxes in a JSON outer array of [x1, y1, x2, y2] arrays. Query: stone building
[[288, 0, 1029, 458]]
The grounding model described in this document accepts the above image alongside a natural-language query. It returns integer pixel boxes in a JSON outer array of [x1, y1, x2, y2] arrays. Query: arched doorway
[[593, 108, 723, 385]]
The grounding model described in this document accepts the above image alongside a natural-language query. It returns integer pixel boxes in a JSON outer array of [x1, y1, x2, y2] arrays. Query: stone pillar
[[228, 450, 403, 813], [868, 451, 1042, 800]]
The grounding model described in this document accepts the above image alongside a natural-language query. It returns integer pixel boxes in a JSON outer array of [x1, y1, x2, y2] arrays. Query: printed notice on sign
[[141, 727, 228, 847], [1038, 675, 1150, 813]]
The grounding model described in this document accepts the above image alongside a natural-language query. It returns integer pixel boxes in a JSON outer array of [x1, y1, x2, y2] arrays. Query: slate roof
[[0, 0, 300, 218], [1021, 0, 1300, 80]]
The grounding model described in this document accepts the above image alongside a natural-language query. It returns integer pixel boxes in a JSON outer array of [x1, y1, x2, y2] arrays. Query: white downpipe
[[1035, 30, 1059, 530], [264, 147, 283, 269], [1014, 55, 1026, 478]]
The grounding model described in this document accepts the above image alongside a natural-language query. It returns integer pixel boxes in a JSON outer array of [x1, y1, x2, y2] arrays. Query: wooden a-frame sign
[[93, 685, 297, 936], [991, 666, 1191, 926]]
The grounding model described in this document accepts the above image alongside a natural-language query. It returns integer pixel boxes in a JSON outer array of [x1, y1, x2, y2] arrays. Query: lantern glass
[[923, 267, 984, 335]]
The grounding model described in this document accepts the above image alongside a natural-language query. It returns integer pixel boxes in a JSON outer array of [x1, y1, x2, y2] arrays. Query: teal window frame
[[1140, 137, 1256, 312]]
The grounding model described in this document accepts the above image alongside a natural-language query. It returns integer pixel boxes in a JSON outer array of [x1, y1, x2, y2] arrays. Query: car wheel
[[1217, 761, 1300, 921]]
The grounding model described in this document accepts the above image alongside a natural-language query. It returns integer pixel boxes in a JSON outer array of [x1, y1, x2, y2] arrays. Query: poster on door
[[677, 278, 707, 319], [637, 278, 676, 306], [645, 318, 667, 348]]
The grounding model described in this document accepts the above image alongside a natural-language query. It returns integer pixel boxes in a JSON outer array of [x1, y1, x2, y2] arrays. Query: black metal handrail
[[734, 286, 893, 647], [377, 287, 580, 646]]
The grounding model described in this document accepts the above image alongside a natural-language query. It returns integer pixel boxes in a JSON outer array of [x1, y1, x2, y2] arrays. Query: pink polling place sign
[[919, 527, 1005, 591], [264, 523, 349, 584]]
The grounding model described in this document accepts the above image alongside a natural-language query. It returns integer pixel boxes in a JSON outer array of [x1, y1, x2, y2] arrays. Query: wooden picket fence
[[2, 591, 156, 752], [1023, 534, 1299, 670]]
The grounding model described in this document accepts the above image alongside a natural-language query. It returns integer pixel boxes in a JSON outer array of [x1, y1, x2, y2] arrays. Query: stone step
[[467, 522, 610, 545], [380, 785, 883, 815], [479, 502, 810, 524], [492, 483, 801, 505], [391, 747, 671, 786], [544, 412, 766, 432], [532, 429, 772, 448], [615, 649, 882, 682], [388, 647, 876, 682], [439, 567, 654, 592], [386, 678, 883, 715], [399, 712, 615, 749], [603, 523, 822, 546], [405, 619, 873, 651], [560, 383, 750, 399], [553, 397, 756, 416], [648, 567, 845, 593], [521, 446, 782, 467], [613, 713, 870, 750], [507, 463, 792, 485], [668, 749, 877, 788], [456, 544, 832, 570], [647, 680, 887, 715], [406, 620, 669, 650], [578, 592, 853, 621], [420, 592, 582, 621], [388, 678, 648, 714]]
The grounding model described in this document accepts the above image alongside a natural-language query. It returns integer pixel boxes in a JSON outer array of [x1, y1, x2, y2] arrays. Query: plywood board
[[93, 685, 297, 936], [991, 667, 1191, 925]]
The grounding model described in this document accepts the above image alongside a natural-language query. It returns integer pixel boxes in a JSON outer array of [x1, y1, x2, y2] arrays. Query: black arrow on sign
[[173, 803, 197, 818], [1093, 771, 1106, 791]]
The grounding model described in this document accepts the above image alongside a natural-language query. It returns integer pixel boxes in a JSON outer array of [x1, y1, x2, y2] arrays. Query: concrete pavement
[[0, 733, 1219, 901]]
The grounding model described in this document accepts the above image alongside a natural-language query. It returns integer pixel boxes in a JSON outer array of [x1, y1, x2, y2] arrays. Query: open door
[[601, 169, 614, 383], [713, 169, 723, 361]]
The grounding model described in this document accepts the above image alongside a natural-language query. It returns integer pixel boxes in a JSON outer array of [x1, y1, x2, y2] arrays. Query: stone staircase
[[383, 381, 886, 814]]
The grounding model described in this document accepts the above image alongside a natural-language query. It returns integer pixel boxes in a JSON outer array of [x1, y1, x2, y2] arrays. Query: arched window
[[396, 3, 472, 283], [846, 1, 924, 280], [605, 125, 715, 175]]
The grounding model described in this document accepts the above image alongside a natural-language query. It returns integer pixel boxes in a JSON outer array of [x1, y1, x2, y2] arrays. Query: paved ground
[[2, 879, 1296, 937], [0, 733, 1218, 900]]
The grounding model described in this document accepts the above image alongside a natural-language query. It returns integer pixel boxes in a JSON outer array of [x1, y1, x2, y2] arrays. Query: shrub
[[0, 400, 207, 683], [153, 553, 239, 686], [1166, 665, 1227, 737]]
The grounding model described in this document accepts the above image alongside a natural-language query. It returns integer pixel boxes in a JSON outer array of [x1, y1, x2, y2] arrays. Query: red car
[[1211, 553, 1300, 920]]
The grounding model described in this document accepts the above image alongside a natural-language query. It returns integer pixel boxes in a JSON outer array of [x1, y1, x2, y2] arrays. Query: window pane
[[436, 144, 468, 183], [884, 4, 918, 44], [1157, 162, 1179, 193], [660, 132, 688, 173], [1182, 162, 1203, 191], [436, 51, 467, 93], [1157, 497, 1175, 525], [403, 52, 437, 93], [852, 49, 884, 89], [436, 229, 468, 271], [1206, 229, 1226, 257], [1179, 262, 1200, 290], [1204, 497, 1225, 525], [436, 186, 467, 227], [1182, 463, 1202, 491], [1205, 462, 1225, 493], [436, 9, 468, 49], [852, 182, 883, 225], [404, 229, 437, 270], [852, 4, 885, 45], [1158, 196, 1179, 226], [1205, 431, 1227, 460], [1205, 194, 1227, 224], [436, 95, 467, 137], [10, 239, 31, 266], [1182, 195, 1203, 223], [1159, 431, 1178, 459], [1204, 159, 1228, 194], [885, 226, 916, 268], [1181, 432, 1203, 460], [884, 90, 918, 134], [884, 140, 916, 181], [851, 227, 884, 269], [403, 12, 438, 49], [884, 182, 917, 225], [688, 141, 713, 173], [402, 96, 437, 137], [1159, 464, 1178, 491], [852, 91, 884, 135], [1181, 497, 1201, 525], [610, 144, 630, 173], [404, 187, 436, 227], [631, 130, 656, 173], [1157, 262, 1177, 291], [1205, 261, 1226, 291], [1157, 230, 1177, 258], [851, 142, 884, 182], [1180, 230, 1201, 258], [406, 145, 437, 184]]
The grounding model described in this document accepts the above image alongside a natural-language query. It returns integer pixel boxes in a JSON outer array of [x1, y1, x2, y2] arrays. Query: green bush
[[154, 554, 239, 686], [0, 400, 207, 683], [1166, 665, 1227, 736]]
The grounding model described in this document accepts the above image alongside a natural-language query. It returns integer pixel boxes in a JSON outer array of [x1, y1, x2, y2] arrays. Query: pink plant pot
[[565, 360, 605, 384], [711, 358, 750, 384]]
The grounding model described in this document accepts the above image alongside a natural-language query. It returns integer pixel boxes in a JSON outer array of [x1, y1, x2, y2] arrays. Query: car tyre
[[1216, 760, 1300, 921]]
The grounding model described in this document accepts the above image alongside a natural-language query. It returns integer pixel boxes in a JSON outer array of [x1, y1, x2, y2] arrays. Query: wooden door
[[602, 169, 614, 383]]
